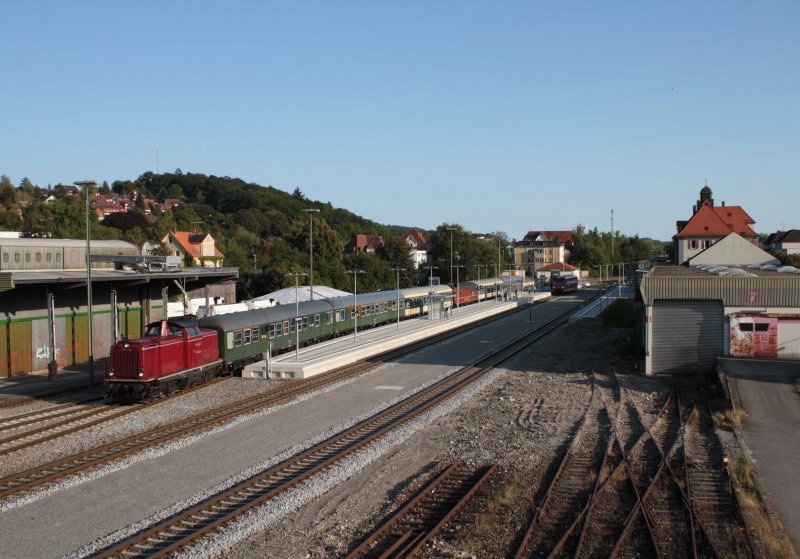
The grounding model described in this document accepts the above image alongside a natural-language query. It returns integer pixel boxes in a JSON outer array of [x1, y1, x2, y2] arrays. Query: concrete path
[[722, 358, 800, 549]]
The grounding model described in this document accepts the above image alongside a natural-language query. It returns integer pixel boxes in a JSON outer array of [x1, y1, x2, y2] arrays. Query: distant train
[[107, 283, 504, 399], [550, 275, 578, 295]]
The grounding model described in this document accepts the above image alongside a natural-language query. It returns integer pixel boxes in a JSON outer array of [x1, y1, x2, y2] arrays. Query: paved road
[[0, 292, 592, 559], [723, 358, 800, 549]]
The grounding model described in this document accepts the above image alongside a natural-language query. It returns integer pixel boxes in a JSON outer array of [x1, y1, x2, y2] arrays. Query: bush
[[599, 299, 639, 328]]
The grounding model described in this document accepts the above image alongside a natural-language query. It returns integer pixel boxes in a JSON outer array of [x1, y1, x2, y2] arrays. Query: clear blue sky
[[1, 1, 798, 241]]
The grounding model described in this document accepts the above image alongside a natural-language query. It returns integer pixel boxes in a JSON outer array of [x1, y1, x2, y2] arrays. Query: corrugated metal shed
[[641, 266, 800, 307]]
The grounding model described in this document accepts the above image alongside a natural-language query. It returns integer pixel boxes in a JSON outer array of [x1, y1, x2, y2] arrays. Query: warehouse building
[[0, 238, 237, 378], [640, 233, 800, 375]]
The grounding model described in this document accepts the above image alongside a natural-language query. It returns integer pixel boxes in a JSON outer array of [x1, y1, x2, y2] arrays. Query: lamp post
[[424, 264, 439, 286], [473, 264, 486, 308], [453, 252, 464, 315], [493, 263, 500, 302], [447, 227, 457, 286], [302, 208, 320, 300], [75, 180, 98, 390], [347, 269, 365, 341], [285, 272, 308, 361], [390, 267, 405, 330]]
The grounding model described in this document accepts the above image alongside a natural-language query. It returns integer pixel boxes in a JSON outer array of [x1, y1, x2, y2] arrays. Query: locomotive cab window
[[755, 323, 769, 332], [739, 323, 754, 332]]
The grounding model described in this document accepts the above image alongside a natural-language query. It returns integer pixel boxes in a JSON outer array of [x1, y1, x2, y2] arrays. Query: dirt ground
[[226, 318, 670, 559]]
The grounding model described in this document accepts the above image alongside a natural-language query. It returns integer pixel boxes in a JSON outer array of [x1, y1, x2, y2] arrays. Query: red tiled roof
[[524, 230, 575, 245], [346, 234, 383, 253], [404, 228, 428, 248], [675, 201, 757, 238], [539, 262, 577, 272], [169, 231, 224, 258]]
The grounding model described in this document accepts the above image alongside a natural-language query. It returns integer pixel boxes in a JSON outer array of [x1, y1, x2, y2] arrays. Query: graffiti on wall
[[34, 345, 60, 361]]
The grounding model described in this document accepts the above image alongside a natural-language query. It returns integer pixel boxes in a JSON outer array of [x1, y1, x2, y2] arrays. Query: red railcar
[[453, 287, 478, 306], [550, 275, 578, 295], [107, 318, 222, 399]]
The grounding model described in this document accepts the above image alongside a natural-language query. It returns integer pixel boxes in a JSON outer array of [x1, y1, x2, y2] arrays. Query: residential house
[[673, 185, 757, 264], [765, 230, 800, 255], [162, 231, 225, 267], [344, 234, 383, 254], [513, 230, 574, 272], [403, 228, 429, 268]]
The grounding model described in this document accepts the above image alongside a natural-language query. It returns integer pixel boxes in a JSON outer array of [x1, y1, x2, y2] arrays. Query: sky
[[1, 1, 798, 241]]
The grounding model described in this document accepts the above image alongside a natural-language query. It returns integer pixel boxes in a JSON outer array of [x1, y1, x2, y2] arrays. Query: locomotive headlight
[[138, 368, 144, 378]]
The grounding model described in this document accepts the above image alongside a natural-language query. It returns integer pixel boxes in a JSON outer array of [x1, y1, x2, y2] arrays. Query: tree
[[0, 176, 16, 208], [378, 235, 415, 286], [99, 181, 111, 194]]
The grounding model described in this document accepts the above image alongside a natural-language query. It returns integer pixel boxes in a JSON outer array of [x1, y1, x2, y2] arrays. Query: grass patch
[[712, 408, 748, 429], [729, 458, 797, 558], [599, 299, 639, 328]]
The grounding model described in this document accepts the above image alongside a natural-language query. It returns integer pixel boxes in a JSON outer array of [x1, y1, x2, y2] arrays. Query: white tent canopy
[[253, 285, 351, 305]]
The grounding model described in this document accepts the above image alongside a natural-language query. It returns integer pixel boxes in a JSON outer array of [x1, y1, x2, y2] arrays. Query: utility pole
[[610, 208, 615, 260]]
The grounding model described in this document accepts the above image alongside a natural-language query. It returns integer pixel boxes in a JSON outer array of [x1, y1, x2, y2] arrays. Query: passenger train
[[107, 282, 515, 399], [550, 274, 578, 295]]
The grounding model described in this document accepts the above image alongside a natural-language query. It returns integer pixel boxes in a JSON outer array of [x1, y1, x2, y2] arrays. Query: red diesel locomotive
[[106, 318, 224, 399]]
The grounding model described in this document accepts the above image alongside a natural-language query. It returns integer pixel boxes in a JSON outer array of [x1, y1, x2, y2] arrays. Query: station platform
[[0, 361, 102, 402], [245, 292, 551, 380], [569, 284, 634, 321]]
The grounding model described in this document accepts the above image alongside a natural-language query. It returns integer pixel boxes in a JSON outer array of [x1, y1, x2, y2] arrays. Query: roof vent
[[777, 266, 798, 273]]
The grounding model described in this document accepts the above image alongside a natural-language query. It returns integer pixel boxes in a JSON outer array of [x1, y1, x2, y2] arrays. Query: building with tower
[[673, 184, 758, 264]]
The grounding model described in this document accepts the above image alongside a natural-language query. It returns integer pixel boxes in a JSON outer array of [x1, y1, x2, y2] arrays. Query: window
[[390, 301, 396, 311], [314, 314, 320, 327], [234, 331, 242, 347], [187, 326, 200, 336], [269, 324, 276, 338], [36, 252, 42, 263], [252, 327, 259, 341], [302, 316, 309, 329], [25, 253, 31, 263], [326, 311, 333, 325], [227, 332, 234, 349], [2, 253, 7, 263], [351, 309, 356, 319], [688, 240, 698, 250], [56, 253, 61, 263], [739, 323, 753, 332], [289, 321, 295, 334], [46, 253, 52, 263], [702, 240, 712, 249], [14, 253, 20, 263], [243, 329, 251, 344], [755, 323, 769, 332], [283, 321, 289, 335]]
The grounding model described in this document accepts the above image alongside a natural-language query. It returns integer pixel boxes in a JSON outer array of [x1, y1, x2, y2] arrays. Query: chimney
[[721, 201, 725, 206], [693, 204, 697, 214]]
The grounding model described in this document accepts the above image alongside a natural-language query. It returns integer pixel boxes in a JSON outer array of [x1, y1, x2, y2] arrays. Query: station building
[[0, 238, 238, 378], [640, 233, 800, 375]]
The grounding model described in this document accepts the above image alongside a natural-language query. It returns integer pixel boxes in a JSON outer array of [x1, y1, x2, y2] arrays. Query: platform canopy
[[252, 285, 351, 305]]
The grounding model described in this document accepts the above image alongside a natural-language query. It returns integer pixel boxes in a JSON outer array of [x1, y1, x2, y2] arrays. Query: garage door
[[652, 300, 724, 374]]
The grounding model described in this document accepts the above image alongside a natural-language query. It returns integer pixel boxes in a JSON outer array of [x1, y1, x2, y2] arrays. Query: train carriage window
[[14, 253, 20, 263], [36, 252, 42, 263], [302, 316, 309, 329], [234, 331, 242, 347], [25, 253, 31, 263], [243, 329, 252, 345], [2, 252, 6, 263], [289, 321, 295, 334], [252, 327, 259, 341], [351, 309, 356, 319], [46, 253, 52, 263], [283, 321, 289, 335], [56, 253, 61, 263], [326, 311, 333, 325], [268, 324, 276, 338], [227, 332, 234, 349], [314, 314, 320, 327], [390, 301, 396, 311]]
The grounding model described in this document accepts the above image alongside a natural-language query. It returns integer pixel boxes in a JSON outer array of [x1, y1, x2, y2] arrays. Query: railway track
[[683, 402, 754, 558], [344, 462, 498, 559], [514, 374, 611, 559], [86, 297, 582, 558], [0, 295, 592, 504]]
